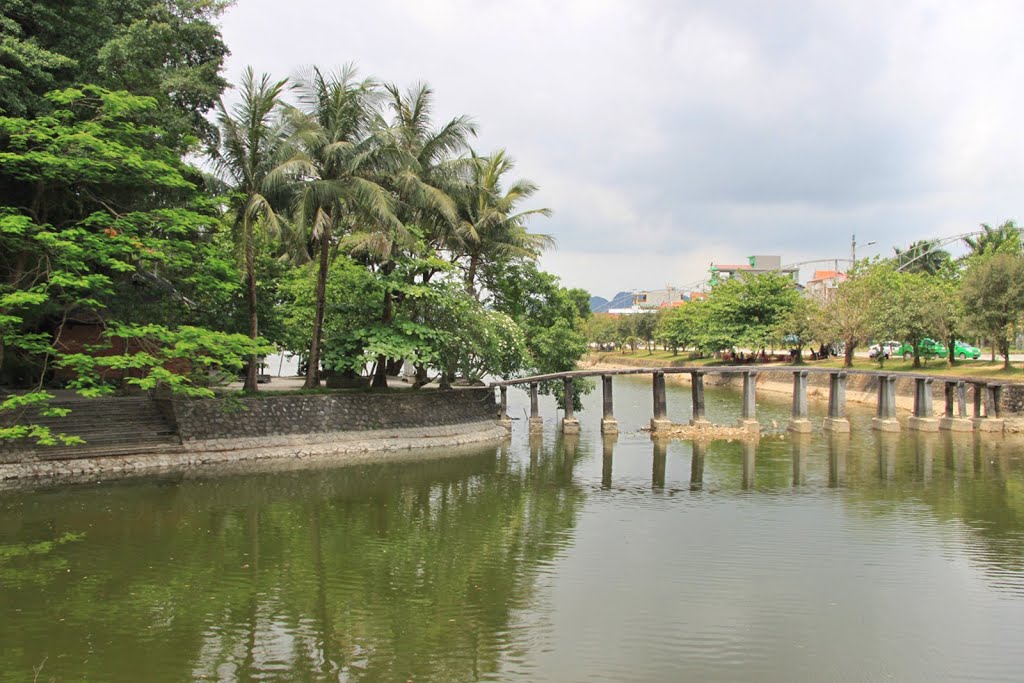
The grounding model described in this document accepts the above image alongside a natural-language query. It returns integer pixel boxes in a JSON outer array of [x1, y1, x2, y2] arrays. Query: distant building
[[632, 286, 687, 310], [805, 269, 848, 302], [708, 255, 799, 285]]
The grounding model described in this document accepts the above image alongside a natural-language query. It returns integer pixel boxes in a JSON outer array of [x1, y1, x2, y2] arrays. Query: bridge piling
[[872, 375, 900, 432], [788, 370, 811, 433], [562, 377, 580, 434], [909, 377, 938, 431], [824, 371, 850, 432], [498, 386, 512, 432], [689, 371, 710, 426], [737, 371, 760, 433], [940, 380, 972, 432], [975, 382, 1005, 433], [529, 383, 543, 433], [651, 371, 671, 432], [652, 438, 667, 489], [601, 375, 618, 435]]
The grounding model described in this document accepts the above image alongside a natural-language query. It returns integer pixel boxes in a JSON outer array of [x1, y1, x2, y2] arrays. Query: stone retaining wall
[[164, 388, 498, 442]]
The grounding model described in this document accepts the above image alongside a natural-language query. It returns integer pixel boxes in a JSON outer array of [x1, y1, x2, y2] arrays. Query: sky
[[219, 0, 1024, 298]]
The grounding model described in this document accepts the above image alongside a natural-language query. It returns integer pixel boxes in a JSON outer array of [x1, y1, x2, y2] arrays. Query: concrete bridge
[[491, 366, 1008, 435]]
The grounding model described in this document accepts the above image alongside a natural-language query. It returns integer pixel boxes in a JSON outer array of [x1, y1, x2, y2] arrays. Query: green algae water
[[2, 376, 1024, 682]]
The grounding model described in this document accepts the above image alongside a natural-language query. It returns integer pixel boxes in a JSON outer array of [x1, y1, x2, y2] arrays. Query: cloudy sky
[[220, 0, 1024, 298]]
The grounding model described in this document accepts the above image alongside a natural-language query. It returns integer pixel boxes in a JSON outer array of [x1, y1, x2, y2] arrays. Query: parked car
[[952, 340, 981, 360], [868, 341, 901, 359], [896, 338, 946, 359]]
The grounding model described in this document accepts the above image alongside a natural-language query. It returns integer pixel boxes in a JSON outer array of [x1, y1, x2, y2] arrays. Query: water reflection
[[652, 438, 667, 490], [601, 434, 615, 490], [3, 375, 1024, 682], [690, 441, 706, 491], [828, 434, 847, 488]]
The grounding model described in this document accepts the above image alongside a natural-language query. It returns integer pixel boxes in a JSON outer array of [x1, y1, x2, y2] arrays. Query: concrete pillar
[[975, 383, 1005, 433], [601, 433, 616, 489], [650, 371, 672, 432], [652, 437, 667, 490], [741, 439, 756, 489], [528, 383, 543, 433], [498, 386, 512, 432], [689, 371, 709, 426], [737, 370, 760, 433], [908, 377, 938, 431], [561, 376, 580, 434], [872, 375, 899, 432], [824, 371, 850, 433], [601, 374, 618, 434], [940, 380, 972, 432], [788, 370, 811, 433], [690, 441, 706, 491]]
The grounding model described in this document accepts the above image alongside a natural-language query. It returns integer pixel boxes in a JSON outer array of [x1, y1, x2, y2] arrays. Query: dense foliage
[[0, 9, 587, 443]]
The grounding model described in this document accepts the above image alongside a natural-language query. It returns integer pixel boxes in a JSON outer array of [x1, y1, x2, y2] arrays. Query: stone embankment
[[1, 388, 504, 483]]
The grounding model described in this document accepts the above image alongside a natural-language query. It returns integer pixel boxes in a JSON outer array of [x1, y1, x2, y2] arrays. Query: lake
[[1, 375, 1023, 682]]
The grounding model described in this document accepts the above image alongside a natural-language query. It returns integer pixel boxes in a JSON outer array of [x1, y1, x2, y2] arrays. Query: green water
[[1, 377, 1023, 682]]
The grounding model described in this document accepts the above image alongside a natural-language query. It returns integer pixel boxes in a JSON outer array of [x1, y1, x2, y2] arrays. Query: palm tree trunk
[[304, 227, 331, 389], [243, 227, 259, 393], [371, 288, 393, 389]]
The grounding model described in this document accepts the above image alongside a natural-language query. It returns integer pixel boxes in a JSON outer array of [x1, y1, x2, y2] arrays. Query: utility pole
[[850, 234, 876, 270]]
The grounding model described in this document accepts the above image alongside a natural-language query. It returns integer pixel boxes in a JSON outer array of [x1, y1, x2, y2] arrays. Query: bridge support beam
[[528, 383, 543, 433], [940, 380, 972, 432], [824, 371, 850, 433], [689, 371, 710, 427], [650, 371, 671, 432], [498, 386, 512, 432], [601, 374, 618, 434], [908, 377, 938, 432], [872, 375, 900, 432], [737, 370, 759, 433], [788, 370, 811, 433], [973, 382, 1004, 433], [561, 376, 580, 434]]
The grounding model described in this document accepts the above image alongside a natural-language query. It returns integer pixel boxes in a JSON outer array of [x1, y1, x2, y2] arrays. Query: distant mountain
[[590, 291, 633, 313]]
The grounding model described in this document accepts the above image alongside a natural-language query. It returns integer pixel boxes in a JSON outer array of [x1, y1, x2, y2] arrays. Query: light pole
[[850, 234, 876, 268]]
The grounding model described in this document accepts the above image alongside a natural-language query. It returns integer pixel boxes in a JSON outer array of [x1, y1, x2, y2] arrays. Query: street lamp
[[850, 234, 876, 267]]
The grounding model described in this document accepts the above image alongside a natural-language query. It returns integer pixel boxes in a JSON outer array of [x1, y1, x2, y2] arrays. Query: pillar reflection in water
[[690, 440, 706, 491], [529, 433, 542, 472], [741, 439, 756, 490], [876, 432, 898, 482], [828, 434, 848, 488], [791, 433, 810, 486], [601, 433, 617, 489], [652, 437, 667, 490], [913, 433, 937, 484], [561, 432, 579, 480]]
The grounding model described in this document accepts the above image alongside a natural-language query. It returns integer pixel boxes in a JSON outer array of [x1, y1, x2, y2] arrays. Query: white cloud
[[219, 0, 1024, 297]]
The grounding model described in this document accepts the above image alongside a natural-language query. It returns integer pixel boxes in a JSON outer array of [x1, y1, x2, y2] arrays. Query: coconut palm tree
[[211, 67, 289, 392], [963, 220, 1022, 258], [278, 65, 404, 389], [893, 239, 951, 276], [453, 149, 553, 298]]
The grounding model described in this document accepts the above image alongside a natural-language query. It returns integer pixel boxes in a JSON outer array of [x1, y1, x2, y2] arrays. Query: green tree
[[894, 239, 953, 276], [210, 67, 289, 392], [280, 66, 402, 388], [963, 220, 1022, 259], [960, 253, 1024, 369], [870, 266, 947, 368], [773, 296, 821, 363], [817, 264, 878, 367]]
